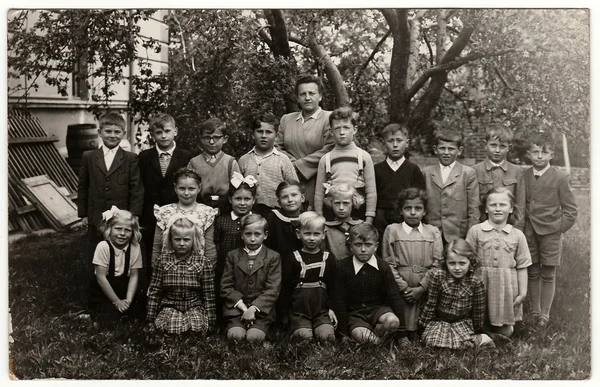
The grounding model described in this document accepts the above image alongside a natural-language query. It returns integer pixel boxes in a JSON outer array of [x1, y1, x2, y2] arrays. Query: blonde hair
[[296, 211, 325, 231], [162, 218, 203, 254], [100, 209, 141, 245], [444, 239, 479, 272], [323, 183, 365, 209]]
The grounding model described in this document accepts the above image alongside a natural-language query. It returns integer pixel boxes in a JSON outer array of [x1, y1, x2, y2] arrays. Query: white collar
[[102, 145, 119, 155], [439, 161, 456, 170], [353, 255, 379, 274], [231, 211, 251, 220], [204, 151, 222, 161], [156, 142, 176, 156], [108, 241, 129, 253], [386, 156, 405, 168], [481, 220, 513, 233], [533, 164, 551, 177], [244, 245, 263, 256], [295, 107, 322, 122], [402, 221, 423, 234], [250, 146, 279, 157]]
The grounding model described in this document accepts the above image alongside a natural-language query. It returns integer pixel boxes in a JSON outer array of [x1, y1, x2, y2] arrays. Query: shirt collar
[[157, 142, 176, 156], [249, 146, 279, 157], [108, 241, 129, 253], [485, 158, 507, 171], [534, 164, 551, 177], [439, 161, 456, 171], [325, 219, 363, 227], [402, 221, 423, 234], [231, 211, 251, 220], [204, 151, 222, 162], [353, 255, 379, 274], [387, 156, 405, 167], [244, 245, 263, 256], [480, 220, 513, 233], [295, 107, 323, 122], [102, 145, 119, 155]]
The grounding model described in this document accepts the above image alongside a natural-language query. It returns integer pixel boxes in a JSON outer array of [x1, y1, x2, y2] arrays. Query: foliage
[[8, 192, 590, 379]]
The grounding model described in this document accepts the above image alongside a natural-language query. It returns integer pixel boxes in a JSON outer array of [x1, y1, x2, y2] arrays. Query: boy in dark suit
[[524, 132, 577, 327], [77, 112, 144, 276], [422, 129, 480, 244], [138, 113, 193, 277]]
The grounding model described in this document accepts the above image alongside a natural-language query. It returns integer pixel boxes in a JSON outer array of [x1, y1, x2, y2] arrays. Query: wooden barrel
[[66, 123, 99, 174]]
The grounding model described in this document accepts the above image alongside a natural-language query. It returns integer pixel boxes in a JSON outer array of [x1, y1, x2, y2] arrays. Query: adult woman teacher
[[275, 74, 334, 208]]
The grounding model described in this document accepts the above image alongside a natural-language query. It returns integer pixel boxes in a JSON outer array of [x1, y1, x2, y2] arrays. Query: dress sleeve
[[419, 227, 444, 290], [130, 244, 143, 269], [146, 258, 163, 321], [201, 260, 217, 329], [419, 268, 442, 329], [471, 276, 486, 333], [381, 227, 409, 292], [513, 230, 532, 269], [92, 241, 110, 268]]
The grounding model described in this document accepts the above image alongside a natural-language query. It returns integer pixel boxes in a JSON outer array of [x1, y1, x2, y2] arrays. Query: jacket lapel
[[106, 147, 124, 177], [444, 163, 461, 187], [249, 248, 267, 275], [94, 149, 108, 175], [429, 165, 444, 189], [150, 149, 162, 176], [164, 148, 181, 176], [236, 253, 250, 275]]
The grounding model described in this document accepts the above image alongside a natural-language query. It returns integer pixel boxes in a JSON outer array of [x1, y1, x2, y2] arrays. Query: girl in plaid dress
[[419, 239, 493, 348], [147, 215, 217, 334]]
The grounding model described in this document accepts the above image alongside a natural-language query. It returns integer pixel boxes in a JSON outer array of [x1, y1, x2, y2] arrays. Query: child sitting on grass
[[323, 183, 364, 260], [333, 223, 406, 344], [285, 212, 337, 342], [221, 214, 281, 342], [89, 206, 143, 322], [146, 215, 216, 335], [418, 239, 492, 349]]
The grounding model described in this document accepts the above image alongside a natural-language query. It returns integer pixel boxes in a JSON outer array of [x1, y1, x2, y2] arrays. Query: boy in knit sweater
[[187, 118, 240, 212], [314, 107, 376, 223], [374, 123, 425, 240]]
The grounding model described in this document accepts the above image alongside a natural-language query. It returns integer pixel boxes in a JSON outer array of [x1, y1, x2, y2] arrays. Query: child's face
[[485, 138, 511, 164], [152, 123, 178, 151], [277, 186, 305, 216], [109, 219, 133, 249], [296, 82, 322, 114], [527, 144, 554, 171], [446, 251, 470, 279], [331, 119, 357, 147], [331, 192, 353, 222], [384, 131, 408, 161], [242, 222, 267, 251], [349, 237, 378, 263], [485, 192, 513, 225], [434, 140, 463, 166], [175, 177, 200, 206], [200, 128, 227, 155], [98, 125, 125, 149], [253, 122, 277, 153], [171, 226, 194, 257], [295, 224, 325, 253], [401, 198, 426, 228], [229, 188, 255, 217]]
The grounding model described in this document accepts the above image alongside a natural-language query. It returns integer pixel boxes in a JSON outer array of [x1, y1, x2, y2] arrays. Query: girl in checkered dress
[[419, 239, 493, 348], [146, 215, 217, 334]]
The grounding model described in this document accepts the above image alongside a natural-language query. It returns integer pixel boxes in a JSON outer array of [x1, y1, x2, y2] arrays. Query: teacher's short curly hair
[[443, 238, 479, 272], [295, 74, 324, 95]]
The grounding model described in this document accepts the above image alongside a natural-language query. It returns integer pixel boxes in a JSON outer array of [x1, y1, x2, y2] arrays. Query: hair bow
[[231, 172, 257, 188], [102, 205, 120, 222], [323, 183, 333, 195], [164, 213, 200, 231]]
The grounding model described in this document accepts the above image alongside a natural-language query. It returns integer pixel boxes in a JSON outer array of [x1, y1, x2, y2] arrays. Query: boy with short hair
[[422, 129, 480, 243], [77, 112, 144, 275], [524, 132, 577, 327], [139, 113, 193, 273], [238, 113, 298, 216], [281, 212, 337, 342], [374, 123, 426, 238], [333, 223, 407, 344], [187, 118, 241, 211], [314, 107, 376, 223], [472, 123, 526, 230]]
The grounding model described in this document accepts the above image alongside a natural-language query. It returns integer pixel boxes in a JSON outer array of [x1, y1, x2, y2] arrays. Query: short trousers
[[348, 305, 393, 333], [224, 314, 272, 334]]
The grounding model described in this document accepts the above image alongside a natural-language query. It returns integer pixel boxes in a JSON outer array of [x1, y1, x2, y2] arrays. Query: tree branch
[[354, 29, 391, 84], [423, 31, 435, 66], [436, 10, 447, 64], [257, 25, 274, 49], [288, 32, 307, 46], [406, 48, 516, 101], [169, 12, 195, 71]]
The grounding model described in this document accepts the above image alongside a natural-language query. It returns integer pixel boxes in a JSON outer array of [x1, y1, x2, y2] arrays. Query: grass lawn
[[8, 191, 591, 380]]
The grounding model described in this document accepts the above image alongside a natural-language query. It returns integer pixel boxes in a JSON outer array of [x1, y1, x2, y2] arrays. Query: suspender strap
[[319, 252, 329, 278], [357, 150, 363, 173], [107, 243, 131, 278], [296, 282, 327, 289], [293, 251, 306, 279]]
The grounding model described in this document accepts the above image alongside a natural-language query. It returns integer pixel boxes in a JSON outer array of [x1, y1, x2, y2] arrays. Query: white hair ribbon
[[323, 183, 333, 195], [231, 172, 257, 188], [101, 205, 120, 222]]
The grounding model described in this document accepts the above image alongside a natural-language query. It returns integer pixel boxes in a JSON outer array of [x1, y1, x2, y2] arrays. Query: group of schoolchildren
[[77, 97, 577, 350]]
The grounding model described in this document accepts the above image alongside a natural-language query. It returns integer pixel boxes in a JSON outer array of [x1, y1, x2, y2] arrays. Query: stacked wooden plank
[[7, 111, 80, 232]]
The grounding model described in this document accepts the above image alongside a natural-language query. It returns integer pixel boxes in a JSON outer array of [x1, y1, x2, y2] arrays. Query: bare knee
[[227, 327, 246, 341], [291, 328, 313, 340], [350, 327, 379, 344], [246, 328, 266, 343], [379, 312, 400, 331], [314, 324, 335, 342]]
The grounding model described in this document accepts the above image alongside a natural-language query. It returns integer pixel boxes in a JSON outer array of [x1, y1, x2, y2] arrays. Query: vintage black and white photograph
[[4, 3, 591, 381]]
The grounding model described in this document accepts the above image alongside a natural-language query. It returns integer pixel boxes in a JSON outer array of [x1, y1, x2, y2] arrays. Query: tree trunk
[[307, 19, 349, 108]]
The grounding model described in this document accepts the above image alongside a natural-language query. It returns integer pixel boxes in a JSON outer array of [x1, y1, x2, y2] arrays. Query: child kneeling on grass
[[89, 206, 143, 322], [333, 223, 406, 344], [418, 239, 493, 348], [146, 214, 217, 335], [285, 212, 337, 342], [221, 214, 281, 342]]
